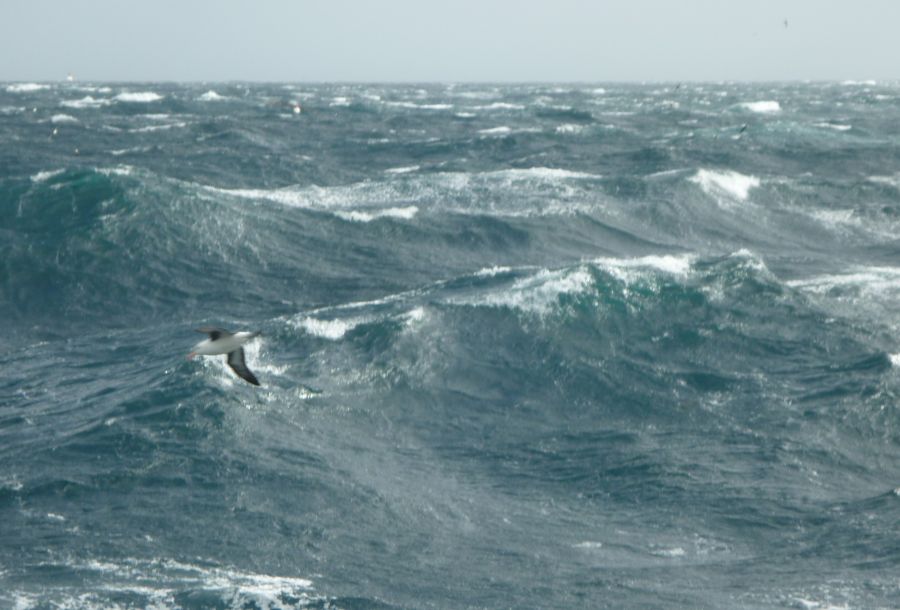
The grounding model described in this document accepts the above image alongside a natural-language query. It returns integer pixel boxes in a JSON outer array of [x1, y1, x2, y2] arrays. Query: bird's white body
[[191, 331, 258, 356]]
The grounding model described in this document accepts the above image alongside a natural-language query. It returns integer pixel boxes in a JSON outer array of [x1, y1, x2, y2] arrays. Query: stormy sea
[[2, 81, 900, 609]]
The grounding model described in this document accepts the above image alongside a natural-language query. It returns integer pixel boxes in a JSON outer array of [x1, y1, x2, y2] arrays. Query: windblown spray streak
[[2, 82, 900, 609]]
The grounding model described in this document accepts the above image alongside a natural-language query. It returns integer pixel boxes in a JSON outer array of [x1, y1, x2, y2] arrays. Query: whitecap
[[458, 266, 594, 316], [50, 113, 79, 124], [199, 90, 226, 101], [334, 206, 419, 222], [478, 126, 512, 135], [292, 316, 362, 340], [96, 165, 135, 177], [739, 100, 781, 114], [492, 167, 600, 180], [594, 254, 694, 279], [115, 91, 164, 103], [5, 83, 49, 93], [385, 165, 420, 174], [890, 354, 900, 368], [473, 265, 514, 277], [813, 122, 851, 131], [60, 95, 111, 109], [472, 102, 526, 110], [690, 169, 761, 202], [867, 174, 900, 189], [30, 169, 65, 183], [787, 266, 900, 297], [129, 121, 187, 133], [385, 101, 453, 110], [555, 123, 585, 134]]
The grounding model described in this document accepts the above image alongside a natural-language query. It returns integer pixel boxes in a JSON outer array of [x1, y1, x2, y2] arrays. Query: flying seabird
[[188, 326, 261, 385]]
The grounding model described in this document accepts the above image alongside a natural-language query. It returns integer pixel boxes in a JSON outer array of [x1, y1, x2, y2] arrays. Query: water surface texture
[[2, 82, 900, 609]]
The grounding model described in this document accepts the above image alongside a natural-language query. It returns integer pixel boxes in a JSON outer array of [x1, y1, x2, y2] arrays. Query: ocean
[[1, 81, 900, 609]]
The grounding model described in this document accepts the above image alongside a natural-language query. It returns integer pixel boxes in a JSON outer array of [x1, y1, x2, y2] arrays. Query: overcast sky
[[1, 0, 898, 82]]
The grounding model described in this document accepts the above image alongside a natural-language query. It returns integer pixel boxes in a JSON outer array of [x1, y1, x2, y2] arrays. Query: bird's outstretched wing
[[227, 348, 260, 386], [195, 326, 231, 341]]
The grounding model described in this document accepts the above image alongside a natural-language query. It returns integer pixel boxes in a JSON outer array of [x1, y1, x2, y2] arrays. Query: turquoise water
[[2, 82, 900, 609]]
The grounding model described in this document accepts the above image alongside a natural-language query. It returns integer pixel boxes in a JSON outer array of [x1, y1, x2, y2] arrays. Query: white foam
[[889, 354, 900, 368], [31, 169, 65, 183], [333, 206, 419, 222], [651, 547, 686, 557], [385, 101, 453, 110], [129, 122, 187, 133], [494, 167, 600, 181], [573, 541, 604, 549], [198, 90, 226, 101], [473, 102, 525, 110], [474, 265, 513, 277], [478, 126, 512, 135], [60, 95, 111, 109], [385, 165, 420, 174], [115, 91, 163, 103], [50, 113, 79, 124], [740, 100, 781, 114], [206, 166, 600, 219], [49, 557, 317, 609], [330, 96, 351, 106], [788, 266, 900, 297], [467, 266, 595, 315], [868, 174, 900, 189], [96, 165, 135, 177], [5, 83, 49, 93], [293, 316, 361, 340], [841, 79, 877, 86], [555, 123, 585, 134], [455, 112, 476, 118], [690, 169, 760, 202], [813, 122, 851, 131], [595, 254, 694, 278]]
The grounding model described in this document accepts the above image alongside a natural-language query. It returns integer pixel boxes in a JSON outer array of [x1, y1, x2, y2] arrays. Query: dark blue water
[[2, 81, 900, 609]]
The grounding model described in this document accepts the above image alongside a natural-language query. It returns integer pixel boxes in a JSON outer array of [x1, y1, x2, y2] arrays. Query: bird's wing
[[195, 326, 231, 341], [227, 348, 260, 386]]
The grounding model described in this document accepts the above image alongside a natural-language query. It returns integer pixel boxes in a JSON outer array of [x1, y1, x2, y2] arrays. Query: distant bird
[[188, 327, 261, 385], [784, 19, 789, 28], [738, 123, 748, 135]]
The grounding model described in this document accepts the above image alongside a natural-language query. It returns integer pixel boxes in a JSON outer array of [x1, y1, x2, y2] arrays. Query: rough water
[[2, 81, 900, 609]]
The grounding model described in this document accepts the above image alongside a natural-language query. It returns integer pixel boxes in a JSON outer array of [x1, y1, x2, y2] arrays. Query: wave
[[198, 90, 227, 101], [334, 206, 419, 222], [813, 122, 852, 131], [739, 100, 782, 114], [30, 168, 65, 183], [472, 102, 526, 110], [689, 169, 761, 202], [50, 113, 79, 124], [4, 557, 320, 610], [60, 95, 111, 109], [5, 83, 49, 93], [204, 166, 603, 218], [115, 91, 164, 103]]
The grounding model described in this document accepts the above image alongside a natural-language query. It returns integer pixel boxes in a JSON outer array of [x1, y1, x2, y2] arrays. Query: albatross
[[188, 327, 261, 386]]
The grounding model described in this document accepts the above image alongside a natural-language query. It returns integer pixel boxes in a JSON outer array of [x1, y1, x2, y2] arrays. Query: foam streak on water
[[2, 82, 900, 610]]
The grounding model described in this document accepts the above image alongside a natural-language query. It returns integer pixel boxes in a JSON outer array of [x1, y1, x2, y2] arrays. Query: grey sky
[[2, 0, 898, 82]]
